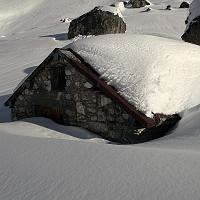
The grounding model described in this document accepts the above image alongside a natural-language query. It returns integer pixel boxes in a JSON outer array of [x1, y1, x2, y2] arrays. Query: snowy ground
[[1, 0, 200, 199]]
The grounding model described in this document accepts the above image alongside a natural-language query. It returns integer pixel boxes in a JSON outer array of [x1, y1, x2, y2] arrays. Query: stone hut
[[5, 48, 180, 143]]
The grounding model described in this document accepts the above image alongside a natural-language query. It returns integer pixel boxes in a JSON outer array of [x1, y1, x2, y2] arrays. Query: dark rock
[[182, 16, 200, 45], [179, 1, 189, 8], [68, 7, 126, 39], [130, 0, 150, 8], [144, 7, 151, 12], [185, 16, 189, 24], [166, 5, 172, 10]]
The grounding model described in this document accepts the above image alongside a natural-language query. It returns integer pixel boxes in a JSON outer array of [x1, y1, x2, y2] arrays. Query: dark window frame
[[49, 65, 66, 91]]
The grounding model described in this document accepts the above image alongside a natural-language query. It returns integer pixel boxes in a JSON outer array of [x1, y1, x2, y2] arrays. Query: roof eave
[[60, 48, 157, 128]]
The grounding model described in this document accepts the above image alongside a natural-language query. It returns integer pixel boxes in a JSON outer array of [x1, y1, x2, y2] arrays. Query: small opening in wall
[[50, 66, 66, 90], [34, 105, 64, 124]]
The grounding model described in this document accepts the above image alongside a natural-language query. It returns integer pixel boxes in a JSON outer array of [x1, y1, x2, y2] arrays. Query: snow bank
[[0, 117, 107, 143], [2, 130, 200, 200], [1, 0, 200, 199], [68, 34, 200, 117], [0, 0, 44, 30], [185, 0, 200, 30]]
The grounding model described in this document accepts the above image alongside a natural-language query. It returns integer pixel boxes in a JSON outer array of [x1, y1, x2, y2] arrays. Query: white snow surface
[[98, 6, 124, 18], [1, 0, 200, 199], [68, 34, 200, 117], [114, 2, 126, 12]]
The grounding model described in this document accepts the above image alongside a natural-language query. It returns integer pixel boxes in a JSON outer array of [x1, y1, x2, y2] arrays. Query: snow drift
[[68, 34, 200, 117], [1, 0, 200, 199]]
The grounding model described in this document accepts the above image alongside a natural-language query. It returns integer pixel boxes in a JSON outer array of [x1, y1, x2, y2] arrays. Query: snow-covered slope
[[1, 131, 200, 200], [0, 0, 190, 121], [69, 34, 200, 117], [1, 0, 200, 199], [0, 0, 118, 35]]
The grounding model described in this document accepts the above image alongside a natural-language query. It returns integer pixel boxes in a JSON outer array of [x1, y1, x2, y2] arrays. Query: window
[[50, 66, 66, 90]]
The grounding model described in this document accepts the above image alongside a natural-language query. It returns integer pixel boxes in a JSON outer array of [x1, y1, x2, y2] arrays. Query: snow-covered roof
[[67, 34, 200, 117]]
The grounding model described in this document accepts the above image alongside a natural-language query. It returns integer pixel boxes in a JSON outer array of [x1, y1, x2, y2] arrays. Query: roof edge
[[60, 48, 157, 128], [4, 47, 161, 128]]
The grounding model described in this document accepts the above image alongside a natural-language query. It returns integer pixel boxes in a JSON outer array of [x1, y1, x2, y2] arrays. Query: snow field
[[0, 0, 200, 199]]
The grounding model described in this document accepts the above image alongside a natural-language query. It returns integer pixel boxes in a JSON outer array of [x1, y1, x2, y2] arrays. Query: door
[[34, 105, 64, 124]]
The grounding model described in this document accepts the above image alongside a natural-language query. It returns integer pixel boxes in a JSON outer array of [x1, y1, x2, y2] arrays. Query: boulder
[[166, 5, 172, 10], [130, 0, 150, 8], [179, 1, 189, 8], [182, 16, 200, 45], [68, 6, 126, 39], [182, 0, 200, 45], [144, 7, 151, 12]]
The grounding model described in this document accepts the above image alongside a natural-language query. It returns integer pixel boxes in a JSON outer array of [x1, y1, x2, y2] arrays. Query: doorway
[[34, 105, 64, 124]]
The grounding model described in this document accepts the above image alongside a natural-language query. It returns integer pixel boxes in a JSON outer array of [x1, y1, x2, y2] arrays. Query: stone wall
[[11, 54, 142, 142]]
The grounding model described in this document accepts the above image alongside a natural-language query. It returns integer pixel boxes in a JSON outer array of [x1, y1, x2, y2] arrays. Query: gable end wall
[[11, 53, 143, 142]]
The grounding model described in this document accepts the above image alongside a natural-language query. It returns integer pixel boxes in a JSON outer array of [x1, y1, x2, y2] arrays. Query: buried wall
[[10, 54, 141, 142]]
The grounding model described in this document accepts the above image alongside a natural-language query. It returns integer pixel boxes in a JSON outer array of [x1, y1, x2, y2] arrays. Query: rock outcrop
[[179, 2, 189, 8], [182, 0, 200, 45], [166, 5, 172, 10], [68, 6, 126, 39], [130, 0, 150, 8], [182, 16, 200, 44]]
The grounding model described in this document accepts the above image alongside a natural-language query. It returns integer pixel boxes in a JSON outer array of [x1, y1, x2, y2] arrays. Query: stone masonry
[[11, 53, 142, 143]]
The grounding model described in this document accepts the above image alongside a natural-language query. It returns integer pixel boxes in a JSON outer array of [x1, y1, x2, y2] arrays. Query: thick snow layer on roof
[[68, 34, 200, 117], [186, 0, 199, 30]]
